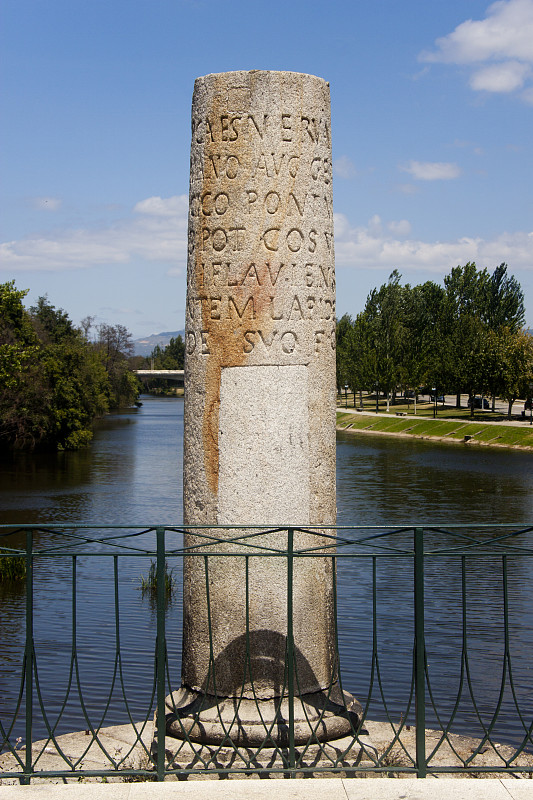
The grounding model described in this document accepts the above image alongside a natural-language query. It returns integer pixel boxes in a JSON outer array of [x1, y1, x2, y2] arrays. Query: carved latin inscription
[[187, 110, 335, 364], [185, 69, 336, 492]]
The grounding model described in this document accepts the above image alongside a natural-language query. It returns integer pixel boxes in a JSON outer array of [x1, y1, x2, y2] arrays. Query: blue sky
[[1, 0, 532, 337]]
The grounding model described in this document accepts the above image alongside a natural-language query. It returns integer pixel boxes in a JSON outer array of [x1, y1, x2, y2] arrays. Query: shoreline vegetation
[[335, 264, 533, 439], [337, 404, 533, 451], [0, 281, 140, 452]]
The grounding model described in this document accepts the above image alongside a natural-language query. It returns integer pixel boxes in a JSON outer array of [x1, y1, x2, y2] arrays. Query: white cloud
[[388, 220, 412, 236], [3, 197, 532, 289], [333, 213, 533, 272], [133, 195, 189, 217], [0, 195, 189, 272], [333, 155, 357, 179], [470, 60, 531, 91], [420, 0, 533, 100], [400, 161, 461, 180], [367, 214, 383, 236], [421, 0, 533, 64]]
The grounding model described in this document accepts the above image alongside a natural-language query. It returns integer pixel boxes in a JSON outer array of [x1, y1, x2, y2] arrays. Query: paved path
[[1, 777, 532, 799], [337, 406, 532, 428]]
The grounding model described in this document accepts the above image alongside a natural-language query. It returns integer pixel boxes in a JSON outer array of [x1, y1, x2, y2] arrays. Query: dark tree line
[[336, 263, 533, 417], [0, 281, 139, 451], [144, 335, 185, 370]]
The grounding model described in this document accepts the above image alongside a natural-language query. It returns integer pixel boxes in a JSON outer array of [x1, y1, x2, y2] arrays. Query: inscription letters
[[188, 78, 335, 367], [191, 113, 330, 146]]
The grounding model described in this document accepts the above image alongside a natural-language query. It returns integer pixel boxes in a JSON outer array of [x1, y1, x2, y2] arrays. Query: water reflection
[[0, 397, 183, 527], [336, 431, 533, 525]]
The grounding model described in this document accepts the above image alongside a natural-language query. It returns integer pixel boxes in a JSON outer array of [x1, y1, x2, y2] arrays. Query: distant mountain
[[133, 330, 185, 357]]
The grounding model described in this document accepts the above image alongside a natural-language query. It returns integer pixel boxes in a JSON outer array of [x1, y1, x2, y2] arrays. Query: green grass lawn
[[336, 409, 533, 449]]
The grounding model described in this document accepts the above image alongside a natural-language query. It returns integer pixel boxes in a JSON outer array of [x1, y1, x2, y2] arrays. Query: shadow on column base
[[164, 684, 362, 746]]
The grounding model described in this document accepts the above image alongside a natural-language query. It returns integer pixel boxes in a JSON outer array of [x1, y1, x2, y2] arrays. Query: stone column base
[[151, 729, 377, 779], [164, 685, 362, 746]]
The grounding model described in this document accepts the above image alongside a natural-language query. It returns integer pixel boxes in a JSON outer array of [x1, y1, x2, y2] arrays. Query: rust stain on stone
[[193, 77, 279, 496], [198, 266, 279, 496], [191, 72, 316, 497]]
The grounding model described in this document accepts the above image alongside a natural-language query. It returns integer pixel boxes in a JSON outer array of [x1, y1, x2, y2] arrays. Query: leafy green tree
[[486, 328, 533, 418], [361, 271, 407, 407], [30, 298, 110, 448], [335, 314, 353, 394], [441, 262, 527, 413], [0, 282, 39, 393], [335, 262, 529, 419], [345, 312, 379, 406], [96, 323, 139, 409], [0, 283, 43, 448], [403, 280, 448, 396], [484, 263, 525, 333], [163, 335, 185, 369], [144, 335, 185, 371], [30, 296, 77, 344], [0, 288, 110, 450], [443, 263, 491, 409], [0, 283, 139, 451], [481, 263, 526, 408]]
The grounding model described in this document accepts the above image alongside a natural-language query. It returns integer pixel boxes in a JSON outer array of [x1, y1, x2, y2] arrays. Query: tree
[[361, 271, 407, 408], [443, 263, 490, 409], [335, 314, 353, 394], [0, 287, 110, 450], [0, 283, 139, 451], [163, 335, 185, 369], [30, 296, 77, 344], [489, 328, 533, 418], [484, 263, 525, 333], [403, 280, 448, 396], [96, 324, 138, 409], [0, 282, 38, 392], [0, 283, 43, 448], [346, 312, 377, 406]]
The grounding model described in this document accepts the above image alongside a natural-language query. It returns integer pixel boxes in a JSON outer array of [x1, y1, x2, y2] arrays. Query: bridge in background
[[134, 369, 184, 384]]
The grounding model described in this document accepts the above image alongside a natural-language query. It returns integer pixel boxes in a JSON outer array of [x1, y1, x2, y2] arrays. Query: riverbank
[[336, 410, 533, 451]]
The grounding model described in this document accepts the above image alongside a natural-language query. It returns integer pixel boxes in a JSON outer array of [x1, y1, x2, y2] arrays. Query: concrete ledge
[[1, 778, 533, 799]]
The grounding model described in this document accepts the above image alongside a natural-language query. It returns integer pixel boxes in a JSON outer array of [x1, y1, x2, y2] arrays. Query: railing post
[[414, 527, 426, 778], [155, 527, 166, 782], [23, 529, 34, 785], [287, 527, 295, 777]]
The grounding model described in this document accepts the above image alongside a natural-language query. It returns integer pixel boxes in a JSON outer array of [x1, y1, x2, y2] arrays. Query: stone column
[[167, 71, 359, 745]]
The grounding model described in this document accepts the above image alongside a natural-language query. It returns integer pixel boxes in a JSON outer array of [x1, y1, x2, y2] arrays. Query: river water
[[1, 395, 533, 747]]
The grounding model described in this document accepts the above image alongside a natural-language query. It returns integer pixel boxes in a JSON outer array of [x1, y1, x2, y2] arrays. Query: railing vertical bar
[[287, 527, 295, 777], [414, 526, 426, 778], [23, 528, 34, 785], [156, 527, 166, 782]]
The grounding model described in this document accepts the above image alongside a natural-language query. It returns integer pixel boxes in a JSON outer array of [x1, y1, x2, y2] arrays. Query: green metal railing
[[1, 523, 533, 782]]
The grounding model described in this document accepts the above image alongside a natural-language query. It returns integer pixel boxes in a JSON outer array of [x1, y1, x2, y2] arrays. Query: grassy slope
[[336, 412, 533, 449]]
